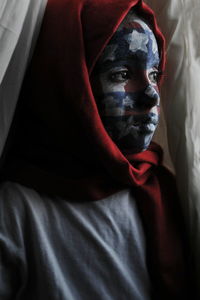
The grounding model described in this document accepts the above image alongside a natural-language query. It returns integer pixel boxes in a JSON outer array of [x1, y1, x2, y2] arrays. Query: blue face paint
[[92, 12, 160, 153]]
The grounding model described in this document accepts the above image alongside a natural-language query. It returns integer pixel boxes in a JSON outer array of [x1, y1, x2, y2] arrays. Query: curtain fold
[[0, 0, 47, 156], [146, 0, 200, 295]]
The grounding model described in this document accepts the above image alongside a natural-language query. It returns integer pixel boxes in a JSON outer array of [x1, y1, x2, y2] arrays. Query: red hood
[[4, 0, 165, 200]]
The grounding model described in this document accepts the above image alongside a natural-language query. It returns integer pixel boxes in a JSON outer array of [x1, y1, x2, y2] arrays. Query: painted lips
[[131, 122, 157, 134], [129, 113, 158, 132]]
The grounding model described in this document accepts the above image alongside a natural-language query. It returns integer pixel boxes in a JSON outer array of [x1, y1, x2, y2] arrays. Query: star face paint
[[91, 12, 161, 153]]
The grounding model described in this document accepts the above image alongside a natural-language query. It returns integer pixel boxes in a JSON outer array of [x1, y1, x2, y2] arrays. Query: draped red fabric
[[3, 0, 190, 298]]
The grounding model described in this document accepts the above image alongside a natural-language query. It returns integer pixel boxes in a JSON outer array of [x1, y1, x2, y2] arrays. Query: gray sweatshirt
[[0, 181, 151, 300]]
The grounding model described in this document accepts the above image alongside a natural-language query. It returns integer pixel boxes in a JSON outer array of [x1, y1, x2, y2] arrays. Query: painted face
[[92, 12, 161, 153]]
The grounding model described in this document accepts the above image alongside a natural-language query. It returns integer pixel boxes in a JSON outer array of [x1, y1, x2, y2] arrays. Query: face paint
[[92, 12, 161, 153]]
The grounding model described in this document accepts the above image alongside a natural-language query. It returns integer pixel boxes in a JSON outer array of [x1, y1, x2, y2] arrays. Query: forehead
[[98, 12, 160, 69]]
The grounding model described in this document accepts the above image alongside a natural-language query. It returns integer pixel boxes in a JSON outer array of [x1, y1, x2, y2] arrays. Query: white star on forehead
[[134, 19, 159, 55], [127, 30, 149, 54]]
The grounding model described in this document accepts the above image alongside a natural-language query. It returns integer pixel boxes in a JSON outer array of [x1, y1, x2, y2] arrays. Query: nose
[[145, 84, 159, 98], [136, 84, 160, 110]]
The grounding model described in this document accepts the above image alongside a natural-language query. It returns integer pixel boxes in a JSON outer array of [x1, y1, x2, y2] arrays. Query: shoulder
[[0, 181, 70, 231], [0, 181, 54, 230], [0, 181, 43, 211], [0, 182, 35, 234]]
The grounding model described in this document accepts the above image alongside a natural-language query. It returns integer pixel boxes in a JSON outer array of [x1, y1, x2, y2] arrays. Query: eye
[[149, 70, 159, 84], [109, 70, 130, 83]]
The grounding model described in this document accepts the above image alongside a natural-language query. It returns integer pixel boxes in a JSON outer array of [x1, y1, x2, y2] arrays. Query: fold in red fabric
[[2, 0, 191, 298]]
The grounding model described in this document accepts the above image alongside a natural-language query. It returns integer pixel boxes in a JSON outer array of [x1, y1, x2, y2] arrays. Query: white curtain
[[146, 0, 200, 293], [0, 0, 47, 156]]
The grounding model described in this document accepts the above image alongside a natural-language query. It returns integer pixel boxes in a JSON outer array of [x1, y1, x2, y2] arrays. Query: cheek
[[91, 76, 103, 99], [93, 72, 160, 118], [99, 74, 127, 94], [150, 105, 160, 116], [124, 77, 146, 93]]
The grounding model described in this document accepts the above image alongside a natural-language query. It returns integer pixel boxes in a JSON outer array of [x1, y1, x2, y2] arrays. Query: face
[[91, 12, 161, 153]]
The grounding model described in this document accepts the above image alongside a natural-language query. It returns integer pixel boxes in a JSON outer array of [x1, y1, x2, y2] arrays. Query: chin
[[117, 132, 154, 153]]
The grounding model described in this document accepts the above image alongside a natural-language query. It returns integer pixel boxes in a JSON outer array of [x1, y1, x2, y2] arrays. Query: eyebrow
[[100, 56, 139, 68], [96, 56, 160, 73]]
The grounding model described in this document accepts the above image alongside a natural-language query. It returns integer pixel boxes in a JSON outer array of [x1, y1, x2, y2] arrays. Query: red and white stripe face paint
[[92, 12, 161, 153]]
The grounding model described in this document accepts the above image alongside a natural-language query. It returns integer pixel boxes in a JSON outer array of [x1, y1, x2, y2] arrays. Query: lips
[[131, 112, 157, 123], [101, 112, 159, 140], [132, 118, 157, 126], [129, 113, 158, 134], [134, 122, 156, 134]]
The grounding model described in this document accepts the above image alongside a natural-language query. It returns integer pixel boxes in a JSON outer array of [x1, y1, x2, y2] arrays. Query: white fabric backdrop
[[146, 0, 200, 294], [0, 0, 47, 156]]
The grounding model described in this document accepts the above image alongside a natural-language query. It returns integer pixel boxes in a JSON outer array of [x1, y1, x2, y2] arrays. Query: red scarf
[[3, 0, 190, 298]]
